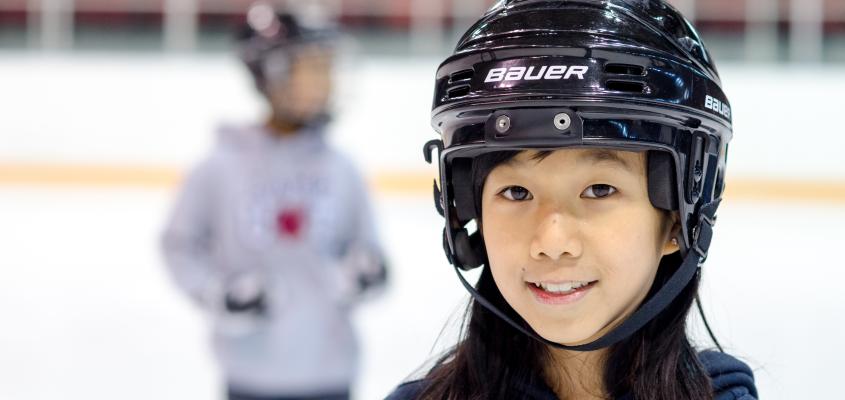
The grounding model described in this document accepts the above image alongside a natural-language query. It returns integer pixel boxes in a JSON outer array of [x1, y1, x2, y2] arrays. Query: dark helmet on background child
[[236, 1, 337, 126], [425, 0, 731, 351]]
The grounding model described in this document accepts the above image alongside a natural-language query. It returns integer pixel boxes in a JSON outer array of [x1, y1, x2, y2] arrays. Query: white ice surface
[[1, 189, 843, 400], [1, 52, 843, 399]]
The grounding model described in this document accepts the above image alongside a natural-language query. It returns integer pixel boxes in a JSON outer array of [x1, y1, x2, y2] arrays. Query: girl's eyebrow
[[578, 149, 635, 172]]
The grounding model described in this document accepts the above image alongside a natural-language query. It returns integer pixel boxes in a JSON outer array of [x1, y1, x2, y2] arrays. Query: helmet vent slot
[[605, 80, 646, 94], [604, 64, 645, 76], [449, 69, 474, 83], [447, 85, 471, 98]]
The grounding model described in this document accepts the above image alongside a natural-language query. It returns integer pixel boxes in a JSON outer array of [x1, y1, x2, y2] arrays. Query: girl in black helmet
[[386, 0, 756, 399]]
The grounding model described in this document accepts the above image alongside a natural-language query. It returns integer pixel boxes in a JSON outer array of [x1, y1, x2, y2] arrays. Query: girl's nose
[[529, 212, 583, 262]]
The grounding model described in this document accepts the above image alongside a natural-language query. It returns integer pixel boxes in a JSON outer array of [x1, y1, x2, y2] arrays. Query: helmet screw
[[553, 113, 572, 131], [495, 115, 511, 134]]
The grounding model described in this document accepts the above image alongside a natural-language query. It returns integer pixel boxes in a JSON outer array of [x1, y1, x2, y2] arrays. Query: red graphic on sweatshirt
[[276, 208, 306, 238]]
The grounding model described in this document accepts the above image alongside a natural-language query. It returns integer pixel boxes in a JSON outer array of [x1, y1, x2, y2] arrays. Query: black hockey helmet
[[424, 0, 732, 351], [236, 2, 336, 88]]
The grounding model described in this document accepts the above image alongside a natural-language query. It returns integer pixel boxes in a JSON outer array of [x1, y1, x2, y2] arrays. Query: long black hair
[[417, 151, 713, 400]]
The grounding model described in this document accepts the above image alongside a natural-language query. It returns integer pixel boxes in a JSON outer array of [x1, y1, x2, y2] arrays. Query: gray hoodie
[[162, 123, 385, 397]]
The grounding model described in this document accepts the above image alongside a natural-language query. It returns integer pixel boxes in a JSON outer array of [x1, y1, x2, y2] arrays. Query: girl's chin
[[530, 324, 603, 347]]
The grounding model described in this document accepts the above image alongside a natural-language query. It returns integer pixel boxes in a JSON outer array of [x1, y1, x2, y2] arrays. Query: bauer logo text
[[485, 65, 589, 83], [704, 95, 731, 119]]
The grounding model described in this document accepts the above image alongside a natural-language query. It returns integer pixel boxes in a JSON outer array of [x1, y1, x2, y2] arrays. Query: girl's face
[[480, 148, 679, 345]]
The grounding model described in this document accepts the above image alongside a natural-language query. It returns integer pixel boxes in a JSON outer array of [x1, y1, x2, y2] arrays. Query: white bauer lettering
[[504, 66, 527, 81], [704, 94, 731, 119], [484, 65, 590, 83], [544, 65, 568, 79], [485, 68, 507, 83], [564, 65, 589, 80], [524, 66, 547, 80]]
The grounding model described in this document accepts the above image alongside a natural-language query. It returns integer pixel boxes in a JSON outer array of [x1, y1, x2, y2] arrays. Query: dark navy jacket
[[385, 350, 756, 400]]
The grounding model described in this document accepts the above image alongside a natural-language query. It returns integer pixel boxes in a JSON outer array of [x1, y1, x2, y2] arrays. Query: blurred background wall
[[1, 1, 843, 399]]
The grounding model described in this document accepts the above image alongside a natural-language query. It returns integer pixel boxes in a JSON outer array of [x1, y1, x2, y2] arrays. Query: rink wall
[[1, 52, 843, 202]]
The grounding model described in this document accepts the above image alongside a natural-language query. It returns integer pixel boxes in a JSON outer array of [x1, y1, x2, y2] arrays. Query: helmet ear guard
[[453, 229, 487, 270], [647, 150, 679, 212], [450, 156, 490, 270], [426, 139, 488, 270]]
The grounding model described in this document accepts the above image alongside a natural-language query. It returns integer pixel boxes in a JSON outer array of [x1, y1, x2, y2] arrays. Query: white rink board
[[1, 52, 844, 180]]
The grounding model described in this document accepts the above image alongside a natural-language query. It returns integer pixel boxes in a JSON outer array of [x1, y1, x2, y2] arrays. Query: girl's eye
[[500, 186, 533, 201], [581, 184, 617, 199]]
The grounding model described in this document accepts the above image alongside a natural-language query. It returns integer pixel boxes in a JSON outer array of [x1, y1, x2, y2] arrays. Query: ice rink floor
[[1, 52, 844, 399], [1, 189, 843, 399]]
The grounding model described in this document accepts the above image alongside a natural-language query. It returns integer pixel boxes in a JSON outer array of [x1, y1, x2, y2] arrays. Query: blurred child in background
[[162, 3, 387, 399]]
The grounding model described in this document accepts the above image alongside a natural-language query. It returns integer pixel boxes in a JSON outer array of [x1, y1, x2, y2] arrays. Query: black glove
[[224, 290, 267, 314], [357, 261, 388, 293]]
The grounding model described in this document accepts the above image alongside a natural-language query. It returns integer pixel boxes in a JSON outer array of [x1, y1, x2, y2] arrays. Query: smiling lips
[[527, 280, 598, 305]]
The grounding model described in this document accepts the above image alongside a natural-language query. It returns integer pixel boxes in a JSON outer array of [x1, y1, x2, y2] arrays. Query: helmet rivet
[[553, 113, 571, 131], [495, 115, 511, 134]]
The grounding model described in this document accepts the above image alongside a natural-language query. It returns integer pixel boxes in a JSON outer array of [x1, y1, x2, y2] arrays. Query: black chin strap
[[453, 201, 719, 352]]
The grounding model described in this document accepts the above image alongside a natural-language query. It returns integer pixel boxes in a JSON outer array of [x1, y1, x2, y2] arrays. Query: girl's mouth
[[527, 280, 597, 305]]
